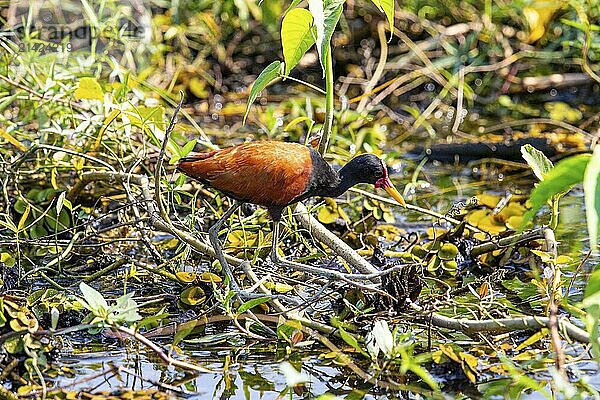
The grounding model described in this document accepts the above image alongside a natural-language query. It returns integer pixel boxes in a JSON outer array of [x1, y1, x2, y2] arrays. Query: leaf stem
[[281, 75, 326, 95], [318, 44, 334, 155]]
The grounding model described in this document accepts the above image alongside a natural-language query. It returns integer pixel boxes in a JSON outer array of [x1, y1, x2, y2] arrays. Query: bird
[[177, 141, 406, 282]]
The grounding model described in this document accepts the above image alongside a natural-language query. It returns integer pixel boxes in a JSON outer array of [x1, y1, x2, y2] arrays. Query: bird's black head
[[339, 153, 407, 206], [341, 153, 388, 186]]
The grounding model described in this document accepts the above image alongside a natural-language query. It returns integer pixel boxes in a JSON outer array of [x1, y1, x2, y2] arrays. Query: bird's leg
[[269, 220, 312, 270], [209, 202, 241, 290], [269, 220, 282, 264]]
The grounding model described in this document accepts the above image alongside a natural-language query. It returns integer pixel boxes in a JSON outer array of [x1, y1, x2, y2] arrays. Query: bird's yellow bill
[[384, 184, 407, 207]]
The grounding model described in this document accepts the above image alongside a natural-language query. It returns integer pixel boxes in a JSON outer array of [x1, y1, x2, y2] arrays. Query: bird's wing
[[178, 142, 313, 206]]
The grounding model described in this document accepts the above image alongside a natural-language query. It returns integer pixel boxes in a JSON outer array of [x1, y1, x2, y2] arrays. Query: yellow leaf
[[189, 77, 209, 99], [180, 287, 206, 306], [439, 344, 461, 363], [506, 215, 524, 230], [199, 272, 222, 283], [317, 205, 338, 224], [477, 194, 501, 208], [515, 328, 548, 351], [473, 232, 488, 241], [51, 168, 58, 190], [275, 283, 294, 293], [74, 77, 104, 100], [531, 249, 554, 263], [0, 128, 27, 152], [18, 205, 30, 232], [512, 349, 543, 361], [545, 102, 582, 122], [523, 1, 563, 43], [459, 352, 478, 383], [431, 350, 445, 364], [555, 255, 573, 264], [426, 227, 447, 240], [176, 272, 197, 283]]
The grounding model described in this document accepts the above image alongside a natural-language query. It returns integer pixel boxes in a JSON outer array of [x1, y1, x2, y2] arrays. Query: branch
[[470, 227, 546, 258], [408, 301, 592, 345], [294, 202, 380, 277]]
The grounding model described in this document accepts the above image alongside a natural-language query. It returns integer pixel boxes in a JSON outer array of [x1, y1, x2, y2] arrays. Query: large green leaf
[[584, 146, 600, 249], [521, 154, 591, 228], [243, 61, 283, 124], [308, 0, 324, 63], [79, 282, 108, 314], [521, 144, 553, 182], [370, 0, 395, 38], [308, 0, 344, 74], [321, 0, 344, 71], [281, 8, 316, 75]]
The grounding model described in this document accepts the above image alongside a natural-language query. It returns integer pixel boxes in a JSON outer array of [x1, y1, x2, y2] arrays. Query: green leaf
[[584, 146, 600, 249], [173, 319, 199, 346], [281, 8, 316, 75], [370, 0, 394, 39], [181, 139, 197, 157], [308, 0, 325, 71], [585, 269, 600, 300], [243, 61, 282, 124], [583, 269, 600, 360], [0, 252, 15, 267], [284, 116, 313, 131], [339, 327, 369, 357], [237, 296, 271, 314], [79, 282, 109, 314], [312, 0, 345, 74], [521, 144, 553, 182], [521, 154, 591, 228], [74, 77, 104, 100]]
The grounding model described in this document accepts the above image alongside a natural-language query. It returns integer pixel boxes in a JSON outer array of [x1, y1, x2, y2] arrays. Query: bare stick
[[113, 325, 216, 373], [408, 301, 592, 344], [294, 203, 380, 277]]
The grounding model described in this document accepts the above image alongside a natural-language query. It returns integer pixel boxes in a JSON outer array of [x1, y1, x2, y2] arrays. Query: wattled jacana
[[177, 141, 406, 280]]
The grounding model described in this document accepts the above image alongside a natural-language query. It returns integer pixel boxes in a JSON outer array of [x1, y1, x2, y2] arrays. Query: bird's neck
[[304, 149, 363, 199], [329, 167, 359, 197], [318, 164, 360, 198]]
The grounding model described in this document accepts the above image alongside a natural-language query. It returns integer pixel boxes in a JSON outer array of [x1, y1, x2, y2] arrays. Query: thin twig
[[483, 118, 591, 137], [113, 325, 216, 373], [543, 228, 566, 380], [155, 91, 185, 221]]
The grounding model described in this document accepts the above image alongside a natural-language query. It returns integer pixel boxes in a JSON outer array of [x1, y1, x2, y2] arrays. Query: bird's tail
[[178, 150, 218, 164], [176, 150, 221, 181]]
